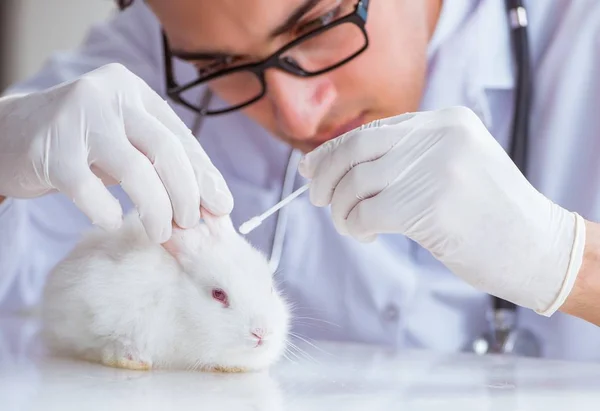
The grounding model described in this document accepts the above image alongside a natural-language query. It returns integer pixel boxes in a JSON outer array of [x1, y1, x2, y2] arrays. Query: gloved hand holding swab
[[238, 183, 309, 234]]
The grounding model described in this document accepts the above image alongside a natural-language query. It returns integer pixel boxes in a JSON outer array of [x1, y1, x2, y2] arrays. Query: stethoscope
[[468, 0, 542, 358], [190, 0, 540, 358]]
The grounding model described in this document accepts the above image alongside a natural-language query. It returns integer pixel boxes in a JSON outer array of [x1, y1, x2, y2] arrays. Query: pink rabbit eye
[[212, 288, 229, 307]]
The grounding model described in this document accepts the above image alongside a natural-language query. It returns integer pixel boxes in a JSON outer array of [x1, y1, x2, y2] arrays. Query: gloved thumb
[[298, 112, 417, 178], [52, 164, 124, 232]]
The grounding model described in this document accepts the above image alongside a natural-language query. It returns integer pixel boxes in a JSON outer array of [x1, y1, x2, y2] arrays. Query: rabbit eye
[[212, 288, 229, 307]]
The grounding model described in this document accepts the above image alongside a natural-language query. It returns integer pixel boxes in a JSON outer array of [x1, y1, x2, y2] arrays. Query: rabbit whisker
[[284, 344, 303, 362], [282, 350, 298, 365], [286, 340, 319, 364], [289, 332, 330, 358], [291, 316, 341, 327]]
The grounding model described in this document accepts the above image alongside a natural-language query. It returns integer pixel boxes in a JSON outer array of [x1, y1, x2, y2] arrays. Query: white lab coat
[[2, 0, 600, 361]]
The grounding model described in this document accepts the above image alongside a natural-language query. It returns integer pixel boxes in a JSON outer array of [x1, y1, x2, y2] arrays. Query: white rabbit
[[41, 209, 291, 372]]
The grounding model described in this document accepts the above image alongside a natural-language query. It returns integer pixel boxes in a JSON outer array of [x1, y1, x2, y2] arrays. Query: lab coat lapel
[[421, 0, 516, 149]]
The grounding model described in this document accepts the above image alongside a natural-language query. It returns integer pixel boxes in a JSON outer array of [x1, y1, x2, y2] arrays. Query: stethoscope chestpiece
[[468, 308, 541, 358]]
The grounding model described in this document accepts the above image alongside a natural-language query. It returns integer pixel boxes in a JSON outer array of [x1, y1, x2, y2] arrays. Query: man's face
[[147, 0, 442, 152]]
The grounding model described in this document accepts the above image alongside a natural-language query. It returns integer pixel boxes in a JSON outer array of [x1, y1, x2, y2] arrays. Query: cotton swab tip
[[238, 183, 310, 235], [238, 217, 263, 235]]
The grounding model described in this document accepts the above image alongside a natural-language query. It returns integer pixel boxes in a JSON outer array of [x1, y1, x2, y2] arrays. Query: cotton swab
[[238, 183, 309, 234]]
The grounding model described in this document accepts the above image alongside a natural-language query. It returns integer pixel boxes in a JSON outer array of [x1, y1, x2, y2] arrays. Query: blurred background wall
[[0, 0, 115, 92]]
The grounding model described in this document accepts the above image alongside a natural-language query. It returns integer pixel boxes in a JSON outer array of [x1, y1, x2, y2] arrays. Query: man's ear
[[200, 207, 235, 238], [162, 219, 210, 261]]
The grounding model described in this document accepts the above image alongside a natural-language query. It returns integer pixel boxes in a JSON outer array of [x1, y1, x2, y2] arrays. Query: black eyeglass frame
[[162, 0, 371, 116]]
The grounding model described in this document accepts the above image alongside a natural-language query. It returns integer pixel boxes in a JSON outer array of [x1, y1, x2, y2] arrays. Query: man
[[1, 0, 599, 360]]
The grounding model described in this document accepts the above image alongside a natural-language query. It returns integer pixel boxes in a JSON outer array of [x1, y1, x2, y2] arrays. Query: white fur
[[41, 210, 291, 372]]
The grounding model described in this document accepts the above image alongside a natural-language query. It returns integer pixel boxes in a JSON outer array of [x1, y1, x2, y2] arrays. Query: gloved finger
[[298, 112, 417, 179], [124, 108, 200, 229], [344, 196, 383, 242], [336, 134, 430, 240], [51, 158, 123, 231], [138, 86, 233, 216], [305, 126, 401, 208], [298, 131, 349, 180], [329, 159, 392, 236], [91, 132, 173, 243], [178, 146, 233, 216], [89, 165, 118, 186]]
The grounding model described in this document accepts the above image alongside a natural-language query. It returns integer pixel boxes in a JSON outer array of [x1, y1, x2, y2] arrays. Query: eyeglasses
[[162, 0, 371, 116]]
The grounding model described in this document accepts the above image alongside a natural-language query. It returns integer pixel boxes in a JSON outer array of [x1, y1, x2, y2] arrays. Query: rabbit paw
[[101, 341, 152, 371]]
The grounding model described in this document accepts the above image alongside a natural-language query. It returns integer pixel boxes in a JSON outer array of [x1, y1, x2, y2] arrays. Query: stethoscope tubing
[[494, 0, 531, 312]]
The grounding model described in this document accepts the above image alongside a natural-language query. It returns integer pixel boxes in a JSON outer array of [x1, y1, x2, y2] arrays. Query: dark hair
[[116, 0, 134, 10]]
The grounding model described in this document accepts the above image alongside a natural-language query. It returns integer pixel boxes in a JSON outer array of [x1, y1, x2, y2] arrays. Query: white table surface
[[1, 315, 599, 411]]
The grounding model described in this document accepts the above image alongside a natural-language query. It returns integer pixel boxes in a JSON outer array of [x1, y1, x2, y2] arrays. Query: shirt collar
[[427, 0, 478, 59], [473, 0, 515, 91]]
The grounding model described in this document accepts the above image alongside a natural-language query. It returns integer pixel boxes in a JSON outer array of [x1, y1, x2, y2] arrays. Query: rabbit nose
[[251, 329, 265, 346]]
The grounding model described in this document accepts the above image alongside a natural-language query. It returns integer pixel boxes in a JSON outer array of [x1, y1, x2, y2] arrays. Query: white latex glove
[[298, 106, 586, 316], [0, 63, 233, 243]]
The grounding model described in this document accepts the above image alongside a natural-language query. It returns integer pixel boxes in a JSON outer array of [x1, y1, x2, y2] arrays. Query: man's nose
[[264, 68, 337, 140]]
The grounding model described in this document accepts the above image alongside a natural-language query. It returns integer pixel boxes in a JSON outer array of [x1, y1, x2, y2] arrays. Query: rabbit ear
[[200, 207, 235, 238], [162, 220, 210, 261]]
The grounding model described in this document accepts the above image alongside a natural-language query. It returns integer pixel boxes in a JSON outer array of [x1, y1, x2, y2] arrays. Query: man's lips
[[311, 113, 367, 146]]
